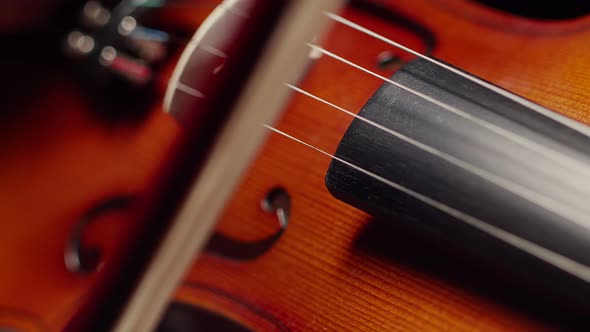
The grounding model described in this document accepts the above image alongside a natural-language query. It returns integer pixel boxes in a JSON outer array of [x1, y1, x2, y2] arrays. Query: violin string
[[263, 124, 590, 284], [165, 2, 590, 189], [285, 83, 589, 227], [307, 43, 590, 182], [163, 8, 590, 223], [324, 11, 590, 137], [155, 1, 590, 282]]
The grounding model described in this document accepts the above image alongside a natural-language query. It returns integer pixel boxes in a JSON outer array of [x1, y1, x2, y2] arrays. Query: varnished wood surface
[[176, 0, 590, 331], [1, 0, 590, 330], [0, 5, 208, 330]]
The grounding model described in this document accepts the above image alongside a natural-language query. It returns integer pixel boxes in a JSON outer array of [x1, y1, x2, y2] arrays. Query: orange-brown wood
[[0, 4, 211, 330], [175, 0, 590, 331], [2, 0, 590, 330]]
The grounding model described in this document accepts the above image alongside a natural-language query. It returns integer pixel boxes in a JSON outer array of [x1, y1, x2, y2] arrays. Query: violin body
[[2, 0, 590, 330]]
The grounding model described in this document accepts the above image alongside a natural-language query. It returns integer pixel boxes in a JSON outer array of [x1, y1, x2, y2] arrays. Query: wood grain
[[176, 0, 590, 330], [1, 0, 590, 330]]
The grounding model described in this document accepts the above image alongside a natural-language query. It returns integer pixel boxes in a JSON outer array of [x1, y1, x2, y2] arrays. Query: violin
[[2, 0, 590, 331]]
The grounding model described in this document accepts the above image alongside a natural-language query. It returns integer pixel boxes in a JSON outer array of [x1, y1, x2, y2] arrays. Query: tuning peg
[[118, 16, 169, 63], [99, 46, 152, 85], [82, 1, 111, 27], [65, 30, 96, 57]]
